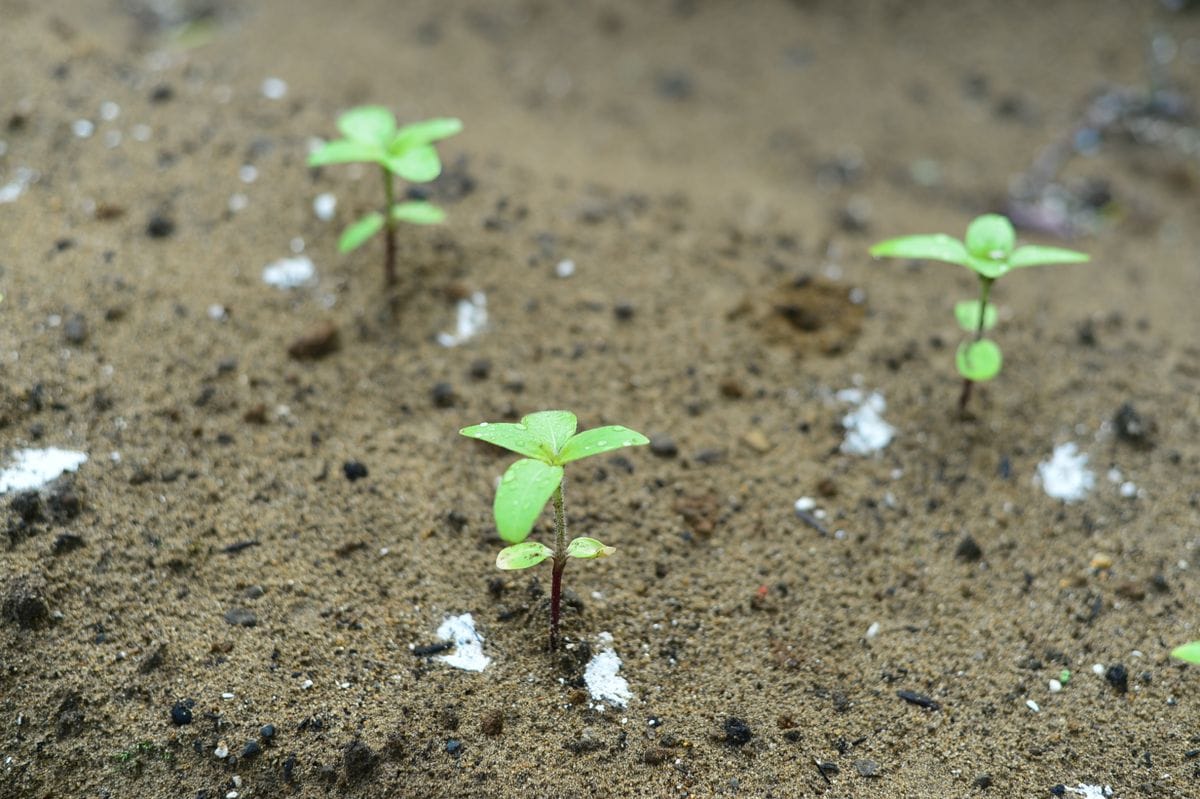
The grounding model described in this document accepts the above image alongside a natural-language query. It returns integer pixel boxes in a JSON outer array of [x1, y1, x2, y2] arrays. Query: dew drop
[[622, 440, 633, 446], [597, 440, 608, 446], [479, 422, 489, 427]]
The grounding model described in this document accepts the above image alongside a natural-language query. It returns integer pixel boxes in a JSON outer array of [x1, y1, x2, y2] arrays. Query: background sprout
[[1173, 642, 1200, 664], [460, 410, 648, 651], [870, 213, 1089, 413], [308, 106, 462, 290]]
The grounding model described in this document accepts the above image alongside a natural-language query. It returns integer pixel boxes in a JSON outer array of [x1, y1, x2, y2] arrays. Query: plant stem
[[958, 276, 994, 414], [549, 480, 567, 651], [381, 167, 398, 289]]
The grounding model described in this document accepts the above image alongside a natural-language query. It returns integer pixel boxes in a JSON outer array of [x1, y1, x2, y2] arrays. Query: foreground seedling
[[460, 410, 648, 650], [870, 213, 1088, 412], [308, 106, 461, 289], [1173, 642, 1200, 665]]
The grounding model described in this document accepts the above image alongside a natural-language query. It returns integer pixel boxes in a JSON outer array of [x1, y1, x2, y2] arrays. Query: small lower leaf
[[494, 458, 563, 543], [566, 537, 615, 559], [953, 300, 997, 332], [391, 201, 445, 225], [496, 541, 554, 570], [338, 213, 384, 253], [955, 338, 1002, 382], [1172, 641, 1200, 665]]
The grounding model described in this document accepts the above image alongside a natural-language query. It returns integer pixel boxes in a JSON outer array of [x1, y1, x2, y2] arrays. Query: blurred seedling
[[1172, 641, 1200, 665], [870, 213, 1088, 412], [460, 410, 648, 651], [308, 106, 461, 290]]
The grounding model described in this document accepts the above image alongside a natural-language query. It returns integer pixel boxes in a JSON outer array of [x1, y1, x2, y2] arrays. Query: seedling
[[460, 410, 648, 650], [1173, 641, 1200, 665], [308, 106, 462, 289], [870, 214, 1088, 412]]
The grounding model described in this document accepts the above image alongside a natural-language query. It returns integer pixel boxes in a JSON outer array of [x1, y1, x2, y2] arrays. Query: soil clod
[[1105, 663, 1129, 694], [3, 574, 50, 629], [722, 717, 753, 746], [955, 535, 983, 562], [287, 321, 340, 360], [343, 740, 379, 781], [223, 607, 258, 627], [343, 461, 368, 481], [170, 701, 193, 725]]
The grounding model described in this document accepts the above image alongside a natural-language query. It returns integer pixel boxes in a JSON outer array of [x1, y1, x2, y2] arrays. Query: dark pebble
[[170, 701, 193, 725], [63, 313, 88, 344], [445, 739, 462, 755], [1114, 403, 1153, 448], [241, 740, 262, 759], [974, 773, 992, 788], [649, 435, 678, 458], [260, 724, 276, 739], [282, 753, 297, 783], [431, 382, 457, 408], [722, 717, 752, 746], [223, 607, 258, 627], [343, 461, 368, 482], [145, 214, 175, 238], [642, 747, 669, 765], [287, 321, 339, 360], [1051, 786, 1066, 796], [955, 535, 983, 562], [693, 448, 724, 465], [468, 359, 492, 380], [52, 532, 85, 554], [817, 761, 839, 776], [46, 482, 82, 520], [854, 759, 879, 777], [896, 690, 940, 710], [1105, 663, 1128, 694], [613, 301, 636, 321], [149, 84, 174, 103]]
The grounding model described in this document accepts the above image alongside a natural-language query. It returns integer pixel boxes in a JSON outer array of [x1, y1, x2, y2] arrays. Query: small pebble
[[241, 741, 261, 758], [146, 214, 175, 238], [223, 607, 257, 627], [260, 724, 275, 739], [445, 739, 463, 755], [1105, 663, 1129, 693], [431, 382, 457, 408], [214, 741, 229, 759], [722, 717, 752, 746], [170, 701, 193, 725], [261, 77, 288, 99], [648, 435, 678, 458], [343, 461, 368, 482], [854, 759, 879, 777], [1049, 679, 1063, 692]]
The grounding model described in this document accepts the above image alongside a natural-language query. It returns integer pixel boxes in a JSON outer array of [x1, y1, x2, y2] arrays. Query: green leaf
[[964, 253, 1007, 280], [496, 541, 554, 570], [521, 411, 578, 456], [337, 212, 384, 253], [307, 139, 384, 167], [558, 425, 650, 464], [336, 106, 397, 146], [392, 117, 463, 149], [953, 300, 997, 332], [494, 458, 563, 543], [1008, 245, 1090, 269], [964, 214, 1015, 261], [390, 201, 445, 225], [459, 421, 546, 460], [384, 144, 441, 182], [955, 338, 1003, 382], [869, 234, 971, 268], [566, 537, 615, 560], [1172, 641, 1200, 665]]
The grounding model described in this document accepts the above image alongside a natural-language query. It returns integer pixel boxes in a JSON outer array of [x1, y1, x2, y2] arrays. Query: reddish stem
[[549, 559, 565, 652]]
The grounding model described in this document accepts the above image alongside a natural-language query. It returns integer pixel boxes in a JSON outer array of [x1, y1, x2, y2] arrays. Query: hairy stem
[[549, 480, 567, 651], [381, 167, 397, 289], [958, 276, 994, 414]]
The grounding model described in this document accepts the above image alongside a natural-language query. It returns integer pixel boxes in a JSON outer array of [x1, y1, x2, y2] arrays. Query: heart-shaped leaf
[[521, 411, 578, 457], [308, 139, 383, 167], [337, 106, 397, 146], [566, 537, 615, 559], [953, 300, 997, 333], [390, 201, 445, 225], [558, 425, 649, 464], [459, 422, 545, 460], [869, 233, 970, 267], [338, 212, 384, 253], [496, 541, 554, 570], [964, 214, 1015, 261], [494, 458, 563, 542], [955, 338, 1003, 382], [1009, 245, 1090, 269]]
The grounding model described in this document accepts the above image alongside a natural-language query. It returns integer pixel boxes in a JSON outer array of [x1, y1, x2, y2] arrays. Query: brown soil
[[3, 1, 1200, 797]]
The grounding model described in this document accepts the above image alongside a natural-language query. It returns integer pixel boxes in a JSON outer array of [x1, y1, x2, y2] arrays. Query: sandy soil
[[3, 1, 1200, 797]]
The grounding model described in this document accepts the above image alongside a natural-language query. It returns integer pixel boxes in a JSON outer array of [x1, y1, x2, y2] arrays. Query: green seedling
[[870, 214, 1088, 412], [460, 410, 648, 650], [308, 106, 461, 289], [1172, 641, 1200, 665]]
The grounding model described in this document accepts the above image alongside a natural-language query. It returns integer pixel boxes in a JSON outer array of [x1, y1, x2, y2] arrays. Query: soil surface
[[3, 2, 1200, 797]]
